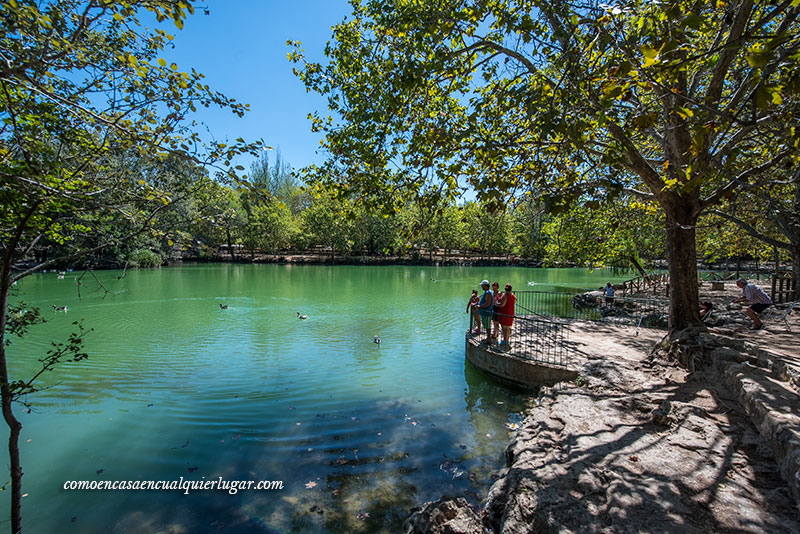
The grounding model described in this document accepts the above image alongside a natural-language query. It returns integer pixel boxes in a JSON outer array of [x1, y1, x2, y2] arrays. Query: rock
[[403, 496, 485, 534], [572, 292, 601, 310], [480, 322, 800, 533]]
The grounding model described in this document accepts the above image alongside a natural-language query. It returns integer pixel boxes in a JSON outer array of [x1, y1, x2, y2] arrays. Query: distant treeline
[[33, 150, 792, 273]]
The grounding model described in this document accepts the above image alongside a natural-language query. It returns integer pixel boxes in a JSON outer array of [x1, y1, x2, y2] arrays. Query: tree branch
[[707, 209, 790, 250]]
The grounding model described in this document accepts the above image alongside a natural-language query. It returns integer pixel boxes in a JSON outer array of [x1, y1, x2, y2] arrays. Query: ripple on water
[[11, 264, 574, 534]]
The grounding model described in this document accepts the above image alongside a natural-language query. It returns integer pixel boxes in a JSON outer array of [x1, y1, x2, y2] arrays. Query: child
[[466, 289, 481, 334]]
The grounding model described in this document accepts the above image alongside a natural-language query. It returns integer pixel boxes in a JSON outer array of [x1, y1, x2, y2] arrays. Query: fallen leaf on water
[[96, 469, 104, 475], [188, 466, 198, 473], [71, 517, 77, 523], [147, 404, 154, 407], [26, 439, 31, 443], [304, 481, 317, 489], [21, 494, 28, 498]]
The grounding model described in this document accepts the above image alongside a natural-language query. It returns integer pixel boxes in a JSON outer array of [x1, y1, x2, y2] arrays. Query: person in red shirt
[[497, 284, 516, 347]]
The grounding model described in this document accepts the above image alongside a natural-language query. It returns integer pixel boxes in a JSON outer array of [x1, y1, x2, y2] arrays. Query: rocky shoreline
[[405, 320, 800, 533]]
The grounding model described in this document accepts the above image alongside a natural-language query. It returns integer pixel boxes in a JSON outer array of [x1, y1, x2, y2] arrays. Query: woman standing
[[497, 284, 516, 347]]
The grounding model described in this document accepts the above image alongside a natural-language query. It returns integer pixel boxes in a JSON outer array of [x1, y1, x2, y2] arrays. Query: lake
[[3, 264, 626, 533]]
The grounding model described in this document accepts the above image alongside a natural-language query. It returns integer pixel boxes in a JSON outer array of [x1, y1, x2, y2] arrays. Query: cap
[[505, 284, 512, 291], [480, 280, 489, 286]]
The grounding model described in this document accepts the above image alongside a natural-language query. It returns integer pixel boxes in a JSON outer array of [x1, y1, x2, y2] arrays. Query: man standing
[[733, 278, 773, 330], [475, 280, 494, 344]]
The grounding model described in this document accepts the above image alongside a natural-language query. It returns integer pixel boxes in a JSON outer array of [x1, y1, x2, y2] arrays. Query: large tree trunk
[[792, 239, 800, 301], [0, 267, 23, 533], [793, 177, 800, 300], [664, 203, 702, 331]]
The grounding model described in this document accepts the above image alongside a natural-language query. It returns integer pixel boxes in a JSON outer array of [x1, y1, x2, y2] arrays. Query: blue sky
[[162, 0, 353, 173]]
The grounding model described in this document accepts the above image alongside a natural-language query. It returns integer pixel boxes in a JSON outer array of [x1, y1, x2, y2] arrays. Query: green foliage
[[0, 2, 259, 529], [127, 249, 163, 268], [9, 320, 92, 403], [291, 0, 800, 328], [4, 303, 44, 346], [542, 197, 664, 270]]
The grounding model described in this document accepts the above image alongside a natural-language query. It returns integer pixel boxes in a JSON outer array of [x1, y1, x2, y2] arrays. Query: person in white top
[[733, 278, 773, 330]]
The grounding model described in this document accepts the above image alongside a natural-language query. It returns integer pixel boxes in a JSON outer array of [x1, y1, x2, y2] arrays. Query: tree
[[192, 180, 247, 259], [0, 2, 256, 531], [541, 197, 664, 274], [509, 195, 548, 260], [461, 201, 512, 257], [707, 174, 800, 297], [292, 0, 800, 331], [249, 148, 308, 214], [243, 201, 295, 253], [299, 185, 353, 258]]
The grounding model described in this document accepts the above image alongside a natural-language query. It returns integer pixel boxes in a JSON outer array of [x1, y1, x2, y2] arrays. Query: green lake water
[[3, 264, 628, 533]]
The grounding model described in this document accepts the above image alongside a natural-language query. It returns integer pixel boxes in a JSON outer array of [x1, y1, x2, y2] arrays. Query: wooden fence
[[771, 275, 797, 304]]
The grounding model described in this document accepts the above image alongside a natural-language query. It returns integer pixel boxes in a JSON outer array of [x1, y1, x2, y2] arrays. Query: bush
[[127, 249, 162, 268]]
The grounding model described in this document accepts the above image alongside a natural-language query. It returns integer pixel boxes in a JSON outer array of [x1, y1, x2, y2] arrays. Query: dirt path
[[406, 319, 800, 533]]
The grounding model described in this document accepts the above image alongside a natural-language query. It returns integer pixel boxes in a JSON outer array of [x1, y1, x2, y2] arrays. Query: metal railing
[[506, 314, 570, 367], [467, 290, 669, 373], [469, 313, 570, 367], [514, 290, 669, 329]]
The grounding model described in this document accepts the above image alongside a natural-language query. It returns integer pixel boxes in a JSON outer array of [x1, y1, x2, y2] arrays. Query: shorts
[[492, 312, 499, 322], [479, 312, 492, 331], [750, 303, 770, 313]]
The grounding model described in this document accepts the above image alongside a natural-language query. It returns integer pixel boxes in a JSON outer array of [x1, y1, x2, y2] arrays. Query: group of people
[[466, 280, 516, 347]]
